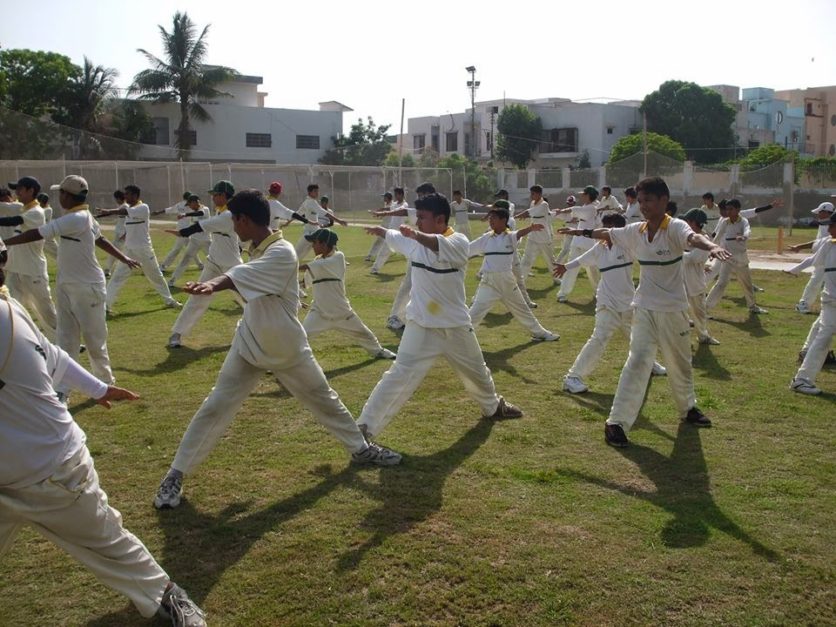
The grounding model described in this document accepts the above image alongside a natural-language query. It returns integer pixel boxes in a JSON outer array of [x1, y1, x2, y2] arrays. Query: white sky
[[4, 0, 835, 134]]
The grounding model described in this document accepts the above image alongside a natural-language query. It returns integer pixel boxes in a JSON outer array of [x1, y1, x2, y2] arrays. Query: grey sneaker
[[168, 333, 182, 348], [651, 362, 667, 376], [375, 348, 397, 360], [166, 300, 182, 309], [790, 378, 821, 395], [154, 474, 183, 509], [352, 442, 402, 466], [699, 335, 721, 345], [795, 301, 811, 314], [532, 331, 560, 342], [385, 315, 405, 331], [159, 582, 206, 627], [749, 305, 768, 315], [485, 396, 523, 420], [562, 375, 588, 394]]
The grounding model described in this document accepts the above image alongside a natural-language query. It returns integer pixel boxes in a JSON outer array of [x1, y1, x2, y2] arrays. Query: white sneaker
[[556, 294, 568, 303], [385, 315, 404, 331], [166, 300, 182, 308], [370, 268, 380, 275], [168, 333, 182, 348], [754, 285, 765, 293], [527, 301, 538, 309], [375, 348, 397, 360], [651, 362, 667, 376], [533, 331, 560, 342], [795, 301, 811, 314], [749, 306, 768, 314], [698, 335, 721, 345], [154, 474, 183, 509], [562, 375, 588, 394], [790, 378, 821, 395]]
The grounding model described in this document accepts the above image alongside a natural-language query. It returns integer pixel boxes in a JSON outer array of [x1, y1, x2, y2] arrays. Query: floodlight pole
[[466, 66, 479, 159]]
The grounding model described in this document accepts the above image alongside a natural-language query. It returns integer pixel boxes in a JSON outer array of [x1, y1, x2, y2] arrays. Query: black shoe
[[826, 350, 836, 365], [604, 423, 629, 448], [684, 407, 712, 427]]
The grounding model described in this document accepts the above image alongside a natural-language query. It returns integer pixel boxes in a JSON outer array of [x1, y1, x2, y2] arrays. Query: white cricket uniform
[[798, 223, 830, 307], [169, 205, 211, 283], [605, 216, 699, 432], [366, 201, 392, 260], [371, 201, 410, 272], [450, 200, 472, 238], [705, 216, 757, 310], [302, 251, 386, 355], [0, 296, 170, 618], [268, 196, 295, 230], [171, 207, 242, 338], [557, 202, 601, 299], [0, 201, 23, 242], [295, 197, 332, 260], [386, 206, 420, 322], [41, 204, 59, 259], [468, 229, 550, 337], [519, 200, 556, 278], [357, 228, 502, 438], [103, 203, 128, 274], [794, 238, 835, 385], [4, 200, 57, 338], [170, 232, 368, 475], [597, 195, 622, 218], [701, 204, 721, 235], [159, 200, 190, 269], [37, 205, 114, 389], [683, 244, 713, 340], [624, 201, 642, 224], [106, 202, 176, 309]]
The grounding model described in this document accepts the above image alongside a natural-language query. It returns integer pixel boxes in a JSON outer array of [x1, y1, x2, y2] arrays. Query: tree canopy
[[608, 132, 687, 163], [320, 117, 392, 166], [496, 104, 542, 169]]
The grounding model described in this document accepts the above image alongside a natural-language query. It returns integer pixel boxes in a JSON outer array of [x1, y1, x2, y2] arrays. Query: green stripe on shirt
[[638, 256, 683, 267], [599, 261, 633, 273]]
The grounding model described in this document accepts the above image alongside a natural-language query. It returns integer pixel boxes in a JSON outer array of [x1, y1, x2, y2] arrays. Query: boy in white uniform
[[168, 181, 243, 348], [788, 213, 836, 395], [555, 185, 601, 302], [154, 191, 193, 272], [623, 187, 642, 224], [559, 177, 731, 447], [101, 190, 128, 277], [167, 194, 212, 287], [3, 176, 139, 401], [557, 213, 665, 394], [357, 193, 524, 445], [680, 209, 720, 345], [37, 192, 58, 260], [596, 186, 623, 217], [154, 191, 402, 510], [370, 187, 410, 274], [100, 185, 180, 312], [516, 185, 557, 283], [266, 181, 309, 231], [0, 176, 57, 338], [700, 192, 721, 234], [450, 190, 474, 238], [365, 191, 394, 262], [300, 228, 396, 360], [705, 198, 767, 315], [295, 184, 347, 261], [467, 204, 558, 342], [790, 202, 834, 314]]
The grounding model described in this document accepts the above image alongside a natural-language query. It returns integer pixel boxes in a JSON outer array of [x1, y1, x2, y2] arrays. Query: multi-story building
[[774, 85, 836, 157]]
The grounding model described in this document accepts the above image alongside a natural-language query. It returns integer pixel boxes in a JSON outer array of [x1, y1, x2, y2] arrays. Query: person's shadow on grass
[[559, 423, 778, 560], [692, 343, 732, 380], [481, 340, 544, 384]]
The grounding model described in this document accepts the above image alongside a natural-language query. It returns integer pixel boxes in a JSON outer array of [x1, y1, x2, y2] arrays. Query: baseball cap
[[320, 195, 329, 203], [182, 190, 193, 200], [268, 181, 283, 194], [59, 175, 89, 196], [304, 228, 338, 247], [208, 180, 235, 196], [381, 192, 393, 199], [812, 201, 834, 215], [8, 176, 40, 192], [493, 199, 510, 210], [494, 189, 508, 197], [187, 194, 200, 203], [579, 185, 598, 197], [681, 208, 708, 226]]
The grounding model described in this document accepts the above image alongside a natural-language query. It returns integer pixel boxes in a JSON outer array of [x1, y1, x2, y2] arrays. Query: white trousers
[[688, 292, 711, 340], [555, 234, 574, 264], [796, 301, 835, 384], [6, 271, 57, 339], [169, 238, 210, 283], [172, 349, 366, 474], [511, 251, 534, 305], [454, 219, 471, 239], [102, 236, 125, 273], [357, 323, 500, 437], [802, 315, 821, 352], [303, 309, 384, 355], [520, 240, 556, 277], [371, 243, 399, 273], [171, 259, 235, 338], [55, 281, 113, 389], [800, 265, 825, 306], [568, 307, 632, 379], [469, 272, 548, 336], [390, 264, 412, 321], [106, 246, 174, 308], [607, 308, 696, 432], [366, 236, 385, 261], [557, 245, 600, 298], [706, 259, 755, 310], [160, 236, 188, 269], [0, 446, 168, 618]]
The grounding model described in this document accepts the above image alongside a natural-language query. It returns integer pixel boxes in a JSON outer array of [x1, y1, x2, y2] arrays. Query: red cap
[[268, 181, 282, 194]]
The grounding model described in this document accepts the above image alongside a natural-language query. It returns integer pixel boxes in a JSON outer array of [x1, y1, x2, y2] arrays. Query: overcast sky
[[4, 0, 835, 133]]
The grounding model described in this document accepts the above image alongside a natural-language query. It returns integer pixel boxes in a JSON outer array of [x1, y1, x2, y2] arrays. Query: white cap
[[58, 175, 88, 195], [812, 201, 834, 215]]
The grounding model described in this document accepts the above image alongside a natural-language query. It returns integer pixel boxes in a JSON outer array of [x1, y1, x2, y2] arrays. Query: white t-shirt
[[385, 227, 471, 328], [124, 202, 153, 249], [6, 201, 47, 277], [570, 203, 600, 251], [810, 223, 830, 253], [268, 197, 295, 230], [0, 201, 23, 241], [450, 200, 470, 227], [565, 242, 635, 312], [299, 197, 330, 235], [624, 201, 642, 224], [598, 195, 622, 215], [468, 229, 519, 273], [609, 215, 694, 312], [164, 200, 190, 230], [701, 204, 721, 234], [682, 246, 711, 297], [199, 208, 242, 270], [225, 232, 309, 369], [527, 200, 553, 244], [189, 205, 211, 243], [38, 205, 105, 285], [713, 216, 750, 259], [305, 251, 354, 319]]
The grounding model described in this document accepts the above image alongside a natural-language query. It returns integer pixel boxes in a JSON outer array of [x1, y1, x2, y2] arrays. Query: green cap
[[493, 199, 510, 210], [208, 180, 235, 197], [304, 228, 338, 248], [182, 190, 193, 200], [681, 208, 708, 226], [580, 185, 598, 197]]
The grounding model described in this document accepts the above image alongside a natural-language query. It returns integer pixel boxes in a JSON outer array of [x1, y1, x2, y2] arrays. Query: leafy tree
[[609, 132, 687, 163], [576, 150, 591, 169], [641, 80, 735, 163], [384, 152, 415, 168], [438, 153, 495, 200], [0, 49, 79, 117], [496, 104, 542, 169], [736, 144, 797, 169], [320, 117, 392, 166], [130, 11, 238, 152]]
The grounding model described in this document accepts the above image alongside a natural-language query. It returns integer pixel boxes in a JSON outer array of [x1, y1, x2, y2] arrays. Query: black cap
[[304, 228, 339, 247], [9, 176, 41, 192]]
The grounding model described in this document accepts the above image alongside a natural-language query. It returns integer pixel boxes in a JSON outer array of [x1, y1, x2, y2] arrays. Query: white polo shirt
[[598, 195, 622, 215], [305, 251, 354, 319], [527, 200, 553, 244], [189, 205, 211, 243], [268, 197, 294, 230], [713, 216, 750, 259], [565, 241, 635, 312], [299, 197, 329, 235], [810, 223, 831, 253], [38, 205, 105, 285], [624, 201, 642, 224], [124, 202, 153, 249], [609, 215, 694, 312], [6, 201, 47, 277], [450, 200, 470, 227], [682, 246, 711, 296], [468, 229, 519, 273], [701, 204, 721, 233], [199, 207, 242, 269], [571, 202, 600, 251], [385, 227, 471, 328], [164, 200, 191, 230], [225, 232, 308, 369]]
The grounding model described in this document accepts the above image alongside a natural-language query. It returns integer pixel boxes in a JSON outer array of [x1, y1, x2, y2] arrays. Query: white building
[[138, 71, 352, 163], [406, 97, 642, 168]]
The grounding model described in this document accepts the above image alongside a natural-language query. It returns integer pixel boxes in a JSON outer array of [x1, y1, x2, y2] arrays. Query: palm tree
[[130, 11, 237, 153]]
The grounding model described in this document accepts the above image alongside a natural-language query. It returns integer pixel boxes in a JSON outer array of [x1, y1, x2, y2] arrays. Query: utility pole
[[466, 66, 480, 158], [489, 106, 498, 160]]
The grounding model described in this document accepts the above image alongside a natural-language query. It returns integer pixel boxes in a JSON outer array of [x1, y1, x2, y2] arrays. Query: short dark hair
[[530, 185, 543, 194], [0, 188, 12, 200], [718, 199, 727, 210], [602, 186, 612, 193], [602, 213, 626, 228], [37, 193, 49, 204], [666, 201, 678, 217], [187, 194, 200, 203], [124, 184, 141, 196], [113, 190, 125, 201], [702, 192, 714, 201], [452, 189, 462, 196], [725, 198, 741, 209], [17, 178, 40, 195], [393, 187, 404, 195], [488, 207, 510, 222], [228, 189, 270, 226], [414, 193, 450, 223], [635, 176, 670, 199], [415, 182, 436, 194], [625, 187, 637, 199], [307, 184, 319, 193]]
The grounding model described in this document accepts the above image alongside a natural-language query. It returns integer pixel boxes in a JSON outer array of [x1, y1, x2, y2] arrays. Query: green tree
[[609, 132, 687, 163], [320, 117, 392, 166], [736, 144, 797, 169], [0, 49, 79, 117], [576, 150, 591, 169], [130, 11, 238, 152], [496, 104, 542, 169], [437, 153, 495, 200], [641, 80, 735, 163]]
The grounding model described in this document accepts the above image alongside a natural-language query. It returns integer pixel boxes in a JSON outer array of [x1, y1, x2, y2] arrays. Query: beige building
[[775, 86, 836, 157]]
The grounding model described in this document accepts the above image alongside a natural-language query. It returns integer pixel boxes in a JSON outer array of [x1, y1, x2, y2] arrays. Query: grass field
[[1, 225, 834, 626]]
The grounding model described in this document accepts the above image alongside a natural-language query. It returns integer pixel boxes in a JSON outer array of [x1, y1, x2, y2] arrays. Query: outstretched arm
[[96, 237, 140, 268], [516, 223, 544, 239], [184, 274, 236, 295], [399, 224, 439, 252], [688, 232, 732, 260], [3, 229, 43, 246], [558, 226, 612, 246]]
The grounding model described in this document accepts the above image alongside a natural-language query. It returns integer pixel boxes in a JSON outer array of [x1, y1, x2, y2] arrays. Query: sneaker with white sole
[[351, 442, 402, 466], [795, 301, 811, 314], [754, 285, 765, 293], [167, 333, 182, 348], [533, 331, 560, 342], [166, 300, 182, 309], [790, 378, 821, 395], [699, 335, 721, 345], [385, 315, 405, 331], [159, 582, 206, 627], [485, 396, 523, 420], [651, 362, 667, 376], [556, 294, 568, 303], [375, 348, 397, 360], [154, 474, 183, 509], [527, 301, 538, 309], [749, 306, 768, 314], [562, 375, 588, 394]]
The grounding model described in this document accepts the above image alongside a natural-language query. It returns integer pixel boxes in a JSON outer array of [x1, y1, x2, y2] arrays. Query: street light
[[466, 66, 480, 158]]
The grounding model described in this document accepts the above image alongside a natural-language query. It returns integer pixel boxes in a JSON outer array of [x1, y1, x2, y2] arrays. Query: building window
[[144, 117, 169, 145], [607, 126, 614, 135], [413, 134, 426, 153], [748, 140, 760, 149], [805, 103, 813, 116], [296, 135, 320, 149], [831, 114, 836, 127], [246, 133, 272, 148], [174, 129, 197, 146], [540, 128, 578, 153], [446, 132, 458, 152]]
